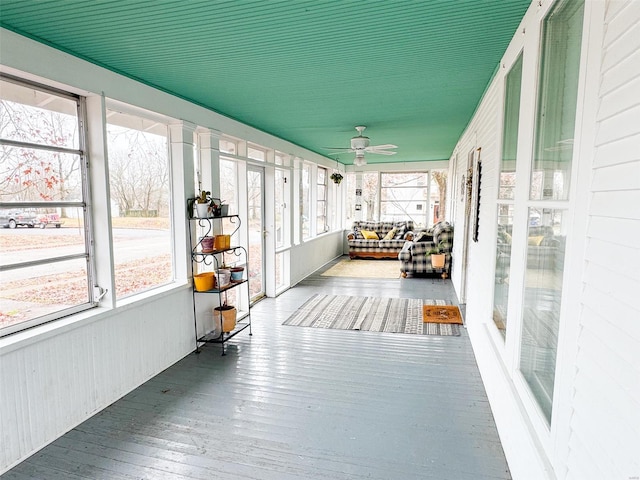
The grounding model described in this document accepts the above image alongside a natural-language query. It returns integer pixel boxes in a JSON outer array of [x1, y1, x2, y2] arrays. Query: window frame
[[316, 166, 328, 234], [0, 74, 95, 336], [104, 106, 174, 300]]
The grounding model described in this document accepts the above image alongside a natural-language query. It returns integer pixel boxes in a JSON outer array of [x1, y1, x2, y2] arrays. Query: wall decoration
[[471, 148, 483, 242], [355, 188, 362, 196]]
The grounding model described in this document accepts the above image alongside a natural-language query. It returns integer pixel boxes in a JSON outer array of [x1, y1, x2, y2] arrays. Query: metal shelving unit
[[190, 214, 252, 355]]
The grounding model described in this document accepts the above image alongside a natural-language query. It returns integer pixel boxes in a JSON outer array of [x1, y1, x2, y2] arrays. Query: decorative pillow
[[383, 228, 397, 240], [394, 224, 407, 239], [353, 227, 364, 239], [360, 229, 379, 240], [414, 231, 433, 242], [528, 235, 545, 246]]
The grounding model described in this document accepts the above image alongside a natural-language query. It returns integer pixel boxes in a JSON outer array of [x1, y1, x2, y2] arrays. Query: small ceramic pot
[[201, 236, 214, 252], [196, 202, 210, 218]]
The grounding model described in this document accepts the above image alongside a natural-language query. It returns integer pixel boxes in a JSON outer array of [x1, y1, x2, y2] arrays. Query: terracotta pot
[[431, 253, 446, 269], [213, 305, 236, 332]]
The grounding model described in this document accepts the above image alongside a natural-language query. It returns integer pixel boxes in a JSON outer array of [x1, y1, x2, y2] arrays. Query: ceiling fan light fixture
[[353, 156, 366, 167]]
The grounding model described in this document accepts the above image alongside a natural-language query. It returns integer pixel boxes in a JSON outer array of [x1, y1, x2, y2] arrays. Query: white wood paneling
[[566, 1, 640, 479], [0, 287, 194, 473], [290, 231, 344, 286]]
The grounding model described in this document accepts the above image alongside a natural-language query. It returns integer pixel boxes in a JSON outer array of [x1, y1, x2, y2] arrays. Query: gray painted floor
[[3, 257, 510, 480]]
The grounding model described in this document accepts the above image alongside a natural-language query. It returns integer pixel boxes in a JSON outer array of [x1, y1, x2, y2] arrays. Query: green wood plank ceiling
[[0, 0, 531, 164]]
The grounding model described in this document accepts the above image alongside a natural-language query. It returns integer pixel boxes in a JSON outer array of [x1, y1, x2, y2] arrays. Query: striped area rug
[[283, 294, 460, 336]]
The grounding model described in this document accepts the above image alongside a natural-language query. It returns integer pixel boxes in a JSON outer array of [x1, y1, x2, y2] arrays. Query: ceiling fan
[[325, 126, 397, 166]]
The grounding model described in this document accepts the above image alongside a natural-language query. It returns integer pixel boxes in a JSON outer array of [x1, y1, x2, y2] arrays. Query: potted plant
[[426, 243, 446, 269], [213, 302, 236, 333], [330, 172, 343, 184], [191, 190, 211, 218]]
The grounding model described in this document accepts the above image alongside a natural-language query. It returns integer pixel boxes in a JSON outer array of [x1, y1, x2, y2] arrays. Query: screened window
[[0, 76, 93, 335], [247, 144, 265, 161], [345, 172, 357, 224], [519, 0, 584, 423], [361, 172, 379, 221], [219, 138, 237, 155], [380, 172, 428, 226], [219, 158, 240, 306], [301, 163, 311, 239], [430, 169, 448, 226], [316, 167, 328, 234], [275, 168, 288, 248], [106, 109, 172, 299]]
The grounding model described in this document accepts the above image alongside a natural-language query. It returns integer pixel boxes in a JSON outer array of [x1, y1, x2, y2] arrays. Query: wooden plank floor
[[3, 257, 510, 480]]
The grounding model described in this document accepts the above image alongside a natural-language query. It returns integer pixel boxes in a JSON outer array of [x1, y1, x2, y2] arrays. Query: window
[[530, 0, 583, 201], [316, 167, 328, 234], [301, 163, 311, 239], [0, 76, 93, 334], [493, 205, 515, 338], [106, 109, 173, 299], [219, 158, 240, 306], [247, 144, 265, 162], [430, 169, 448, 226], [219, 138, 237, 155], [275, 168, 288, 248], [380, 172, 428, 226], [519, 0, 584, 423], [500, 54, 523, 201], [493, 53, 523, 338], [361, 172, 379, 221]]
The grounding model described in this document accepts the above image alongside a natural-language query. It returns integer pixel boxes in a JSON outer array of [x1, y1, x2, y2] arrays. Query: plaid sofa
[[347, 220, 415, 259], [398, 221, 454, 277]]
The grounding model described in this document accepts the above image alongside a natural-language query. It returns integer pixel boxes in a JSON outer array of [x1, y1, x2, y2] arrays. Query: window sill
[[0, 281, 190, 353]]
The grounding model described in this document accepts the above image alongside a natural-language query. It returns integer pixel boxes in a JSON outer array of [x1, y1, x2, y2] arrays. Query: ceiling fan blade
[[367, 149, 397, 155], [323, 147, 354, 152], [367, 144, 397, 150]]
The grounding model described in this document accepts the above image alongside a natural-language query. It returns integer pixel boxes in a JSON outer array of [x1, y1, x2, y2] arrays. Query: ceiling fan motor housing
[[351, 136, 370, 150]]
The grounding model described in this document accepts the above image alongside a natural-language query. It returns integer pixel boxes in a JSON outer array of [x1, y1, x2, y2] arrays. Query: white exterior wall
[[566, 1, 640, 479], [0, 29, 344, 473], [450, 1, 640, 479]]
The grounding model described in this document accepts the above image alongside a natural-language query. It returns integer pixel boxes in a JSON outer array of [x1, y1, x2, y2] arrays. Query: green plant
[[426, 242, 446, 256], [197, 190, 211, 204], [330, 172, 343, 184]]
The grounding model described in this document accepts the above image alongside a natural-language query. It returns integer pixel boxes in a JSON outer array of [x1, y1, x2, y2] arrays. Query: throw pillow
[[528, 235, 545, 246], [394, 224, 407, 239], [383, 228, 397, 240], [360, 229, 379, 240], [414, 231, 433, 242]]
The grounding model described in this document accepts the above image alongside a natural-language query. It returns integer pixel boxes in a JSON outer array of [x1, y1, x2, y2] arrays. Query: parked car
[[0, 209, 37, 228], [36, 213, 63, 229]]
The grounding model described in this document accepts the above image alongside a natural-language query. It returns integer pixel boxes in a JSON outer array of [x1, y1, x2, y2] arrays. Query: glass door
[[247, 166, 265, 302]]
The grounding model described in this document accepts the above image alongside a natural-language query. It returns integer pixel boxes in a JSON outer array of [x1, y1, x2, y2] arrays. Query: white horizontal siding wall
[[457, 80, 501, 312], [0, 287, 194, 472], [448, 1, 640, 479], [566, 1, 640, 479], [448, 80, 501, 301]]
